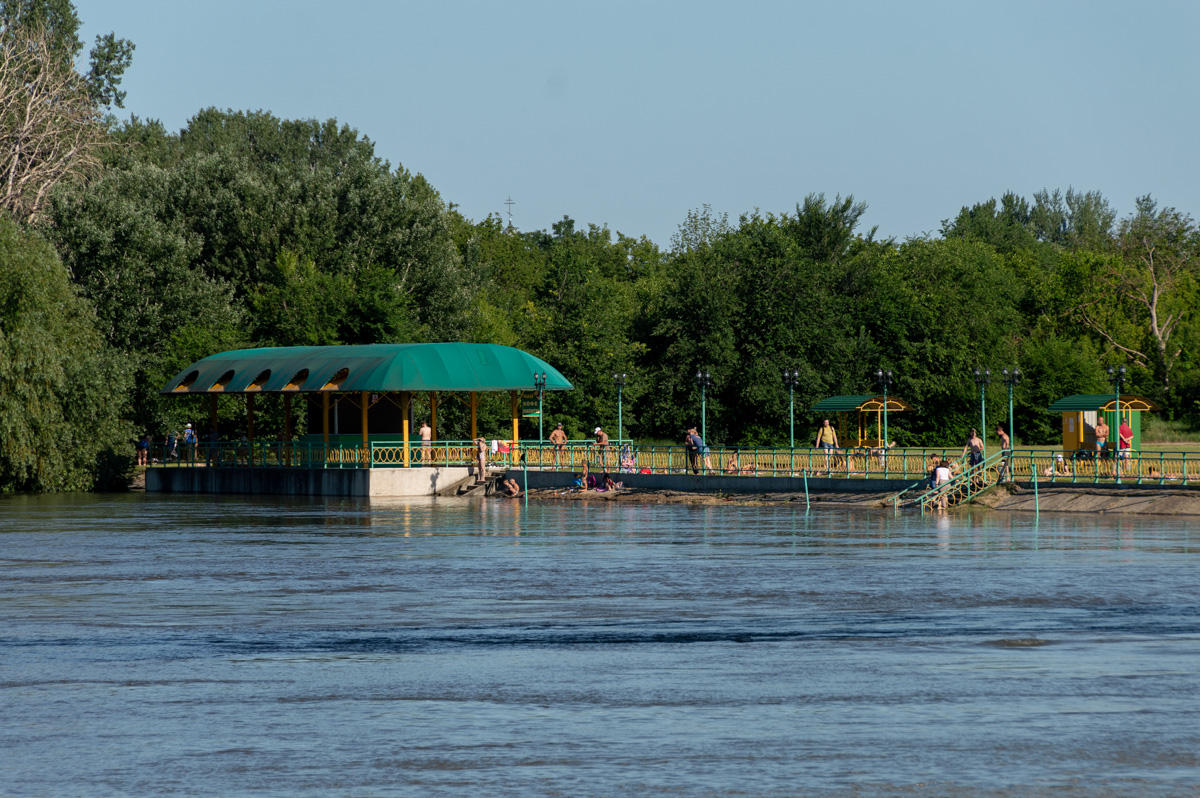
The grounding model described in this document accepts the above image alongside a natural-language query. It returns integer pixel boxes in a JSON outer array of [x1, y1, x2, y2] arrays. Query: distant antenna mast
[[504, 196, 515, 229]]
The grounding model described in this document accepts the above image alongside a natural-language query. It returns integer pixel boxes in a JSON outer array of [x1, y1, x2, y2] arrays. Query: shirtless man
[[594, 426, 609, 467], [549, 422, 567, 466], [962, 428, 984, 470], [1094, 414, 1109, 453], [418, 420, 432, 462]]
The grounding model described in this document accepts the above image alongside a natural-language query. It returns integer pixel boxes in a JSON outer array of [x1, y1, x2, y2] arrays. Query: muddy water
[[2, 494, 1197, 796]]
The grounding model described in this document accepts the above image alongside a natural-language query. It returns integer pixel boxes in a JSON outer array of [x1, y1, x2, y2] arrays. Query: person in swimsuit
[[962, 428, 984, 469], [549, 422, 567, 466]]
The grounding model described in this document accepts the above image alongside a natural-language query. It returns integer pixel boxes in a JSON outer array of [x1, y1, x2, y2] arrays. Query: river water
[[2, 494, 1198, 796]]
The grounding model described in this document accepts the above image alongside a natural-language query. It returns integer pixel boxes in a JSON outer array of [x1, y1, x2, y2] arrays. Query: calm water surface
[[1, 494, 1198, 796]]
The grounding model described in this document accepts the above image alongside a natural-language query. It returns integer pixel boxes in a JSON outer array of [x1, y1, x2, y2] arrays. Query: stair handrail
[[909, 450, 1006, 513]]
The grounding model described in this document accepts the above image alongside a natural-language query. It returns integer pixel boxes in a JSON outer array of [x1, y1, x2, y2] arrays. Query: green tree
[[0, 214, 132, 491]]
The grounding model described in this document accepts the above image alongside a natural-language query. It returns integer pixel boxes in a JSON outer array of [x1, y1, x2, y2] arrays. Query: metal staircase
[[894, 451, 1006, 514]]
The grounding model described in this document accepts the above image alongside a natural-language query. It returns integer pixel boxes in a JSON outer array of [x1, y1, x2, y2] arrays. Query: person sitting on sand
[[603, 473, 618, 491]]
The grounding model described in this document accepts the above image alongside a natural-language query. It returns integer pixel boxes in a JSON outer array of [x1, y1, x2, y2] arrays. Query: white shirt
[[934, 466, 951, 484]]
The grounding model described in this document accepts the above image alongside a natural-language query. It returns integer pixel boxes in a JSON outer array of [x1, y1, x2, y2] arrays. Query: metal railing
[[909, 451, 1007, 514], [140, 440, 1195, 486]]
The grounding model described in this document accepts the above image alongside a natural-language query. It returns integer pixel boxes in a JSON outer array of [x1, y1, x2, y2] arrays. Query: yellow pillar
[[402, 391, 411, 466], [361, 391, 369, 444], [470, 391, 477, 440], [322, 392, 329, 443], [361, 391, 370, 467], [510, 390, 519, 461], [429, 391, 438, 441]]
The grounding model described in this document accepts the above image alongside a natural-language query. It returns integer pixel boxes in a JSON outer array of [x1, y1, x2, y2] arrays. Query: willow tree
[[0, 214, 133, 491]]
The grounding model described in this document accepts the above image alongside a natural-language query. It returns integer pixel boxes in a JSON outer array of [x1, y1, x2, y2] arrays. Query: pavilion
[[161, 343, 573, 466], [811, 394, 912, 448]]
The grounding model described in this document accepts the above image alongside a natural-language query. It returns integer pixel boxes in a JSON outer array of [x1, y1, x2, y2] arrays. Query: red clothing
[[1118, 422, 1133, 449]]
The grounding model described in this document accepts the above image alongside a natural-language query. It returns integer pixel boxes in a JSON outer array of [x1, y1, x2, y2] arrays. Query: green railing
[[908, 451, 1007, 514], [1006, 448, 1192, 486], [143, 440, 1195, 486]]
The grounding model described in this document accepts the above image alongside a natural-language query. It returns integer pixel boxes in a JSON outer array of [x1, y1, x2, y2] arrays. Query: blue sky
[[79, 0, 1200, 247]]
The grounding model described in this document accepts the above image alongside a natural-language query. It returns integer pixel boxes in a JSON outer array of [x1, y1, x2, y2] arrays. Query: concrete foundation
[[147, 466, 476, 497], [510, 469, 915, 494]]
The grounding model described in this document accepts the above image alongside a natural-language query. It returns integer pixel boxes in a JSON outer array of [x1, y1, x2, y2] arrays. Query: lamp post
[[612, 372, 626, 443], [533, 371, 547, 442], [973, 367, 991, 458], [1108, 364, 1127, 484], [695, 370, 713, 443], [782, 369, 800, 448], [875, 368, 894, 448], [1000, 367, 1021, 449]]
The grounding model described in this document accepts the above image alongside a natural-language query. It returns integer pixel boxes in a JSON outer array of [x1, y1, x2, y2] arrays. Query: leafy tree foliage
[[0, 214, 132, 491]]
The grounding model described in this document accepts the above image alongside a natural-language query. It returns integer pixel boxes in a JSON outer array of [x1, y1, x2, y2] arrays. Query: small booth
[[1047, 394, 1160, 453], [811, 394, 912, 448]]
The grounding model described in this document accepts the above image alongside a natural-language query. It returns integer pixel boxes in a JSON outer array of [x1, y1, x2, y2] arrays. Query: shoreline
[[520, 483, 1200, 516]]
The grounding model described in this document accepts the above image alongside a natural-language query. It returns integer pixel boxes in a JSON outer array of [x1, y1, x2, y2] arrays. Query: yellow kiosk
[[1047, 394, 1160, 453]]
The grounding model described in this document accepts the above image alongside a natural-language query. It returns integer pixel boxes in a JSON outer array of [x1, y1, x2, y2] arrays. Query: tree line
[[1, 1, 1198, 491]]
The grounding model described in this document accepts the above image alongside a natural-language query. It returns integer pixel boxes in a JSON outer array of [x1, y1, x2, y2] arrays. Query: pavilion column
[[470, 391, 477, 440], [510, 390, 519, 462], [361, 391, 369, 467], [247, 394, 255, 441], [361, 391, 369, 444], [401, 391, 411, 467], [429, 391, 438, 441], [283, 394, 292, 441], [210, 394, 218, 434], [322, 392, 330, 444]]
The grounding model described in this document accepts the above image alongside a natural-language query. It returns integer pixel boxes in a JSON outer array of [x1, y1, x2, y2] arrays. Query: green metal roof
[[161, 343, 574, 395], [812, 394, 912, 412], [1048, 394, 1160, 412]]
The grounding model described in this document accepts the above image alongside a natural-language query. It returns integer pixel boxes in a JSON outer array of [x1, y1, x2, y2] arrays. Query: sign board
[[521, 397, 540, 417]]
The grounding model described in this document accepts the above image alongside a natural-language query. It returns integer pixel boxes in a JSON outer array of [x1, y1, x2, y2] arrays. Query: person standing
[[474, 437, 488, 484], [549, 422, 567, 466], [1118, 416, 1133, 457], [182, 423, 197, 461], [934, 458, 953, 510], [418, 420, 432, 462], [1094, 414, 1109, 454], [962, 428, 984, 470], [996, 424, 1011, 482], [815, 419, 839, 474], [685, 428, 700, 474], [594, 426, 610, 468]]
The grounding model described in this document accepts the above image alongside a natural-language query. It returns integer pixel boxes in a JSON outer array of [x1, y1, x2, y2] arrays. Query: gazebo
[[1047, 394, 1160, 453], [811, 394, 912, 448], [161, 343, 573, 465]]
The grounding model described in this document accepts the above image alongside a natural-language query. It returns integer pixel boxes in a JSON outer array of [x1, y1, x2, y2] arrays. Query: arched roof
[[161, 343, 574, 395], [1048, 394, 1160, 412], [812, 394, 913, 412]]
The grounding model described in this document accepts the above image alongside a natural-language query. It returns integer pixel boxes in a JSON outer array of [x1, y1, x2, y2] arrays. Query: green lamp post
[[695, 369, 712, 443], [533, 371, 547, 442], [782, 369, 800, 448], [1000, 367, 1021, 449], [1108, 364, 1126, 484], [973, 367, 991, 459], [612, 372, 626, 443]]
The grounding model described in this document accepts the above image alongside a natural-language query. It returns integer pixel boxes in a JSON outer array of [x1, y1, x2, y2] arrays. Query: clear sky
[[78, 0, 1200, 247]]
